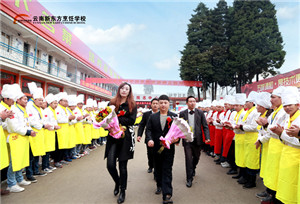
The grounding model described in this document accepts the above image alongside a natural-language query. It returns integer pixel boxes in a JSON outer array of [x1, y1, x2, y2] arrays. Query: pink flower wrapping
[[93, 105, 123, 139], [160, 117, 194, 149]]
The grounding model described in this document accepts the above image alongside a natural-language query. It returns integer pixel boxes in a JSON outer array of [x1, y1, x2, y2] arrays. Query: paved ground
[[1, 133, 264, 204]]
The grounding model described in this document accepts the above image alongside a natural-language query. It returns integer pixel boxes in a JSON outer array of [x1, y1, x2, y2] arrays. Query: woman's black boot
[[117, 189, 125, 203]]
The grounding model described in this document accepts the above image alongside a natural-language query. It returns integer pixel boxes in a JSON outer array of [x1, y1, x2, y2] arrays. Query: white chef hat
[[68, 95, 78, 106], [246, 91, 258, 103], [203, 100, 211, 108], [198, 102, 203, 107], [13, 84, 26, 101], [211, 100, 218, 106], [1, 84, 15, 99], [77, 94, 84, 104], [281, 86, 300, 106], [255, 92, 271, 109], [56, 92, 68, 102], [93, 100, 97, 108], [272, 86, 285, 97], [234, 93, 246, 105], [86, 98, 94, 108], [45, 93, 57, 104], [224, 95, 235, 105], [32, 87, 44, 99], [27, 82, 38, 95], [218, 99, 225, 107]]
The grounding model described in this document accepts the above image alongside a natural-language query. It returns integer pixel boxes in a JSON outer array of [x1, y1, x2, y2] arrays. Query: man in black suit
[[146, 95, 178, 204], [137, 98, 159, 173], [179, 96, 210, 188]]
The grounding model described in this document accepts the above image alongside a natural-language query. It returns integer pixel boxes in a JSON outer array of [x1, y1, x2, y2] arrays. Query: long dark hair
[[110, 82, 136, 113]]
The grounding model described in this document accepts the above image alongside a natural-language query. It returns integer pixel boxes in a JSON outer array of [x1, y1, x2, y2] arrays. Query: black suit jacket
[[137, 110, 152, 143], [145, 111, 178, 152], [179, 108, 210, 146]]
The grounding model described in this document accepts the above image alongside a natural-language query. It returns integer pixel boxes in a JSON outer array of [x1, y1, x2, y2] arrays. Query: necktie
[[189, 110, 195, 115]]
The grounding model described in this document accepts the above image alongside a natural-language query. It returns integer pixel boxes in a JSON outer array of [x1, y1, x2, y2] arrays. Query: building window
[[0, 71, 17, 90], [47, 84, 62, 94], [34, 49, 41, 65], [21, 78, 43, 94], [1, 32, 11, 52]]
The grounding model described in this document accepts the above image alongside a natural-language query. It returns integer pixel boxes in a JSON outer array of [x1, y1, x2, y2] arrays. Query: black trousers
[[154, 148, 175, 199], [146, 144, 154, 169], [227, 140, 237, 171], [184, 142, 201, 181], [51, 132, 64, 163], [107, 143, 128, 190]]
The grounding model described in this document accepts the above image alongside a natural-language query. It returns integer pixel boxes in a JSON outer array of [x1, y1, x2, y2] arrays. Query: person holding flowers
[[104, 82, 137, 204], [146, 95, 178, 204]]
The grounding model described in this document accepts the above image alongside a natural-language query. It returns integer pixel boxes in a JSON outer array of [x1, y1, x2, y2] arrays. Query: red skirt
[[208, 125, 215, 147], [214, 128, 223, 154], [222, 128, 235, 157]]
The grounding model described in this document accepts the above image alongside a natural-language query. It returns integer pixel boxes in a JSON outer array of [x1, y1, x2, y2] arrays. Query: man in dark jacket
[[137, 98, 159, 173], [146, 95, 178, 204], [179, 96, 210, 188]]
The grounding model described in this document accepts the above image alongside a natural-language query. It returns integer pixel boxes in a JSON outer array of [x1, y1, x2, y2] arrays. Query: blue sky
[[40, 0, 300, 95]]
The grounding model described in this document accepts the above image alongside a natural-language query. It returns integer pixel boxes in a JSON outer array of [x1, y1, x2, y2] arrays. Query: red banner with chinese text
[[241, 68, 300, 95], [85, 78, 202, 87]]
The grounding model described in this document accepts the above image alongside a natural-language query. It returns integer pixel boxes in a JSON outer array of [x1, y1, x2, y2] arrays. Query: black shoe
[[33, 171, 47, 177], [155, 187, 162, 195], [214, 158, 220, 162], [186, 180, 192, 188], [27, 176, 37, 183], [261, 195, 273, 203], [216, 160, 222, 165], [256, 191, 269, 199], [237, 177, 248, 184], [163, 195, 173, 204], [232, 174, 241, 179], [114, 184, 119, 196], [227, 169, 238, 175], [117, 190, 125, 204], [147, 168, 153, 173], [243, 182, 256, 189]]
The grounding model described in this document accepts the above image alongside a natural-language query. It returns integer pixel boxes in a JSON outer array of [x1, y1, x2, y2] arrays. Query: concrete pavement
[[1, 137, 263, 204]]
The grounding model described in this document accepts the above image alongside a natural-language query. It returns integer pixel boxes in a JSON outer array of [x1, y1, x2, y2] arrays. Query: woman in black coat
[[105, 82, 137, 204]]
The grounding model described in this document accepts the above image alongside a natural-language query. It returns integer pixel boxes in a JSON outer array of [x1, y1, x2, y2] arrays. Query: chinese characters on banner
[[241, 69, 300, 95], [1, 0, 119, 79]]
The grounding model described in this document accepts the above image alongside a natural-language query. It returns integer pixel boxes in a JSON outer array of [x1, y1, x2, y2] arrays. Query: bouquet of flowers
[[159, 117, 194, 149], [93, 105, 125, 139], [95, 106, 112, 122]]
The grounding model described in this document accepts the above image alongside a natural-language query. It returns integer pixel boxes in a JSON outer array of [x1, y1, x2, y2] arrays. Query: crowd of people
[[1, 82, 300, 204], [0, 82, 109, 194], [196, 86, 300, 204]]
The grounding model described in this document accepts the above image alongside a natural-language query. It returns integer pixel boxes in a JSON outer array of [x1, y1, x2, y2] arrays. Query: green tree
[[179, 3, 213, 100], [228, 0, 285, 92]]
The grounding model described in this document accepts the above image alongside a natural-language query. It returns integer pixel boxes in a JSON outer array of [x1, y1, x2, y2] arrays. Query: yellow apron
[[57, 123, 70, 149], [298, 163, 300, 204], [74, 123, 84, 145], [263, 137, 284, 191], [68, 125, 76, 148], [276, 145, 300, 204], [44, 129, 56, 152], [260, 141, 269, 179], [244, 132, 260, 170], [29, 128, 46, 156], [83, 124, 92, 145], [92, 126, 100, 139], [3, 129, 9, 139], [235, 133, 246, 167], [100, 127, 108, 138], [8, 133, 30, 172], [0, 126, 9, 170], [135, 116, 142, 125]]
